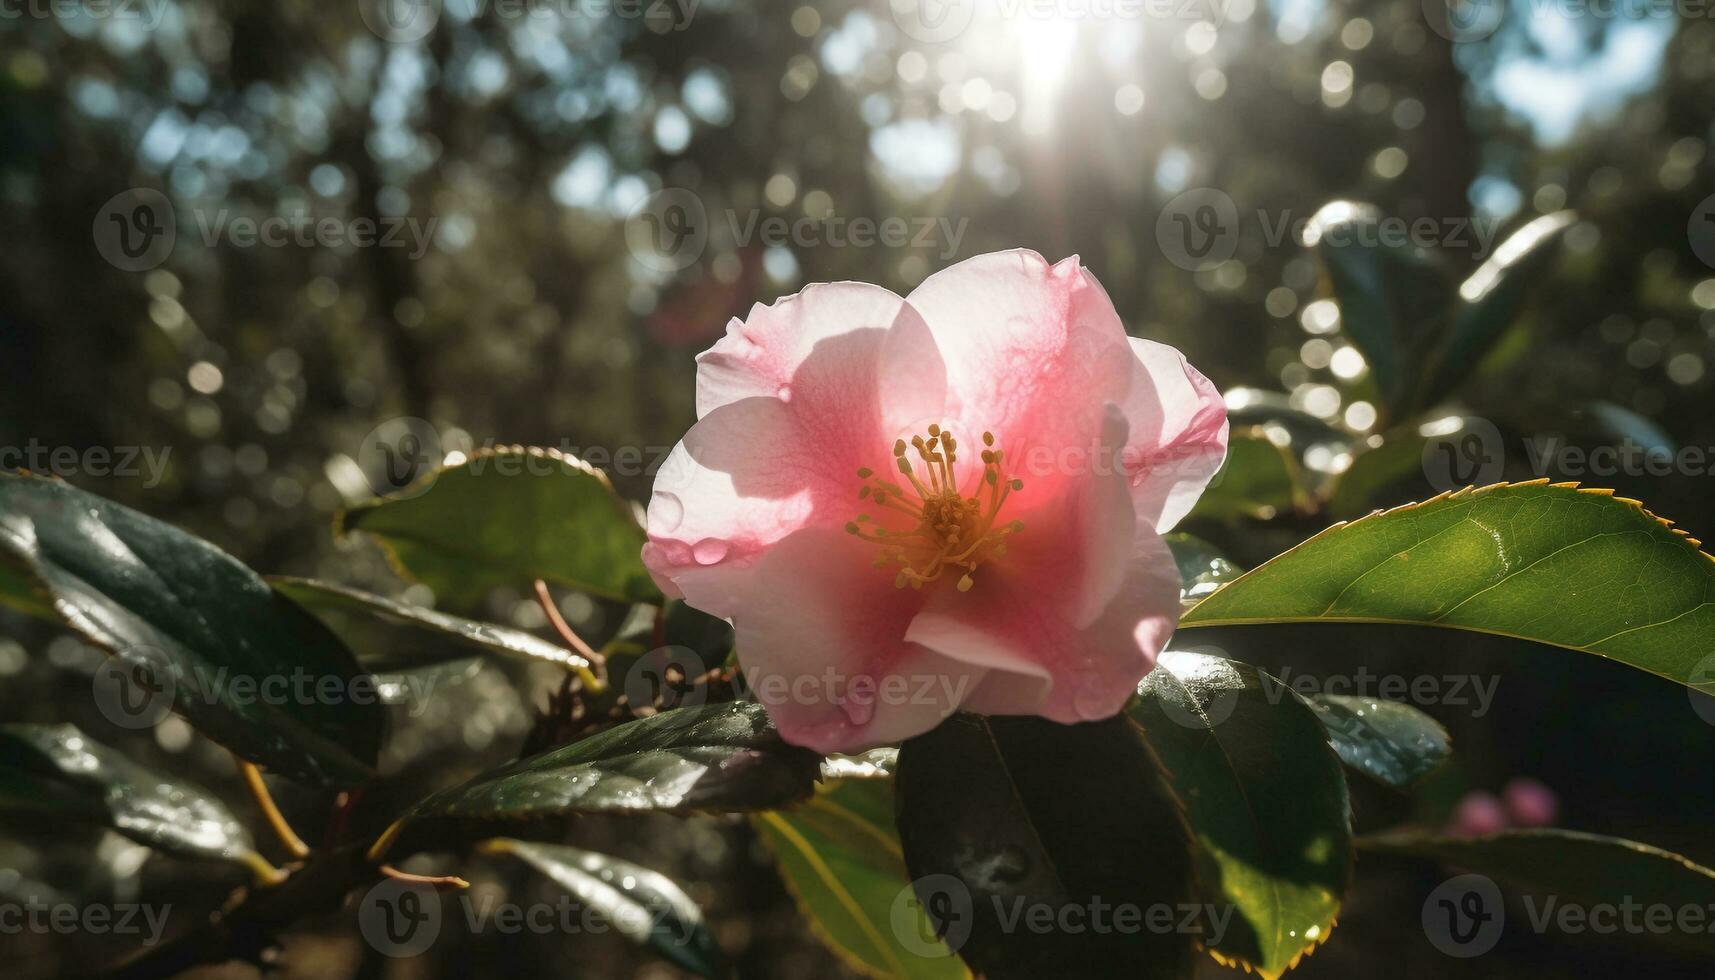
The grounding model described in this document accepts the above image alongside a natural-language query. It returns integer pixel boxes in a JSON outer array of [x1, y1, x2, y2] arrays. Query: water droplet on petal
[[775, 384, 792, 402], [691, 538, 729, 565], [652, 491, 684, 532]]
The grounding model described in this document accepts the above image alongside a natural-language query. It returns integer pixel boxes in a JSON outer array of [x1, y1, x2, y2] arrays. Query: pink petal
[[1502, 778, 1558, 828], [905, 251, 1136, 504], [726, 526, 983, 752], [903, 407, 1181, 724], [645, 284, 947, 601], [1118, 337, 1229, 532]]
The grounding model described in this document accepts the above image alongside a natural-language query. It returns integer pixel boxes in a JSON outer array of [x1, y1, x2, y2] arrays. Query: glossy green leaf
[[896, 714, 1197, 980], [1131, 652, 1352, 977], [0, 474, 381, 787], [1304, 201, 1454, 418], [1185, 429, 1308, 524], [1417, 211, 1576, 410], [1182, 481, 1715, 693], [755, 780, 968, 980], [1360, 829, 1715, 955], [398, 700, 819, 830], [339, 447, 658, 607], [1307, 695, 1450, 787], [270, 576, 594, 678], [1164, 533, 1243, 605], [481, 837, 727, 978], [0, 724, 265, 875]]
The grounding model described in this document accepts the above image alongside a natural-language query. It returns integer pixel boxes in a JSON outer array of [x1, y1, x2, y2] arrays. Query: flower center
[[845, 425, 1024, 592]]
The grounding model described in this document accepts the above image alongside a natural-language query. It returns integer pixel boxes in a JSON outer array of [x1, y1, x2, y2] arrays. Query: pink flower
[[1502, 778, 1559, 828], [1449, 791, 1509, 838], [642, 250, 1228, 752]]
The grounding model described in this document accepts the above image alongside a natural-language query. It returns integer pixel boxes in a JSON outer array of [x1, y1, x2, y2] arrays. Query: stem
[[379, 865, 469, 891], [236, 757, 311, 860], [533, 578, 607, 692]]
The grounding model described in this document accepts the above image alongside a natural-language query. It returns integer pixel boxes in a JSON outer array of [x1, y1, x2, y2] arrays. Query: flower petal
[[905, 409, 1178, 724], [905, 250, 1136, 502], [646, 284, 947, 600], [1118, 337, 1229, 532], [727, 526, 983, 753]]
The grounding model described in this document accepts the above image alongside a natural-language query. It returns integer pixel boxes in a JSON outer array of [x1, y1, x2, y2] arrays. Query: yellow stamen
[[850, 426, 1023, 592]]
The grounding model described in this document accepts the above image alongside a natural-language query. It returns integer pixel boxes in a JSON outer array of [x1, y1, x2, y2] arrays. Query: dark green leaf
[[339, 447, 659, 607], [1418, 211, 1576, 409], [1185, 429, 1309, 524], [0, 724, 266, 875], [1182, 481, 1715, 692], [0, 474, 381, 787], [1360, 828, 1715, 956], [270, 576, 594, 678], [1163, 533, 1243, 604], [1307, 695, 1450, 787], [397, 700, 819, 830], [1131, 652, 1352, 977], [755, 780, 967, 979], [481, 837, 727, 978], [1305, 201, 1454, 418], [896, 714, 1197, 980]]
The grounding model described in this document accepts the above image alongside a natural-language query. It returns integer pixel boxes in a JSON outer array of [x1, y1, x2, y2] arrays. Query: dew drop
[[652, 491, 684, 532], [775, 384, 792, 402], [691, 538, 729, 565]]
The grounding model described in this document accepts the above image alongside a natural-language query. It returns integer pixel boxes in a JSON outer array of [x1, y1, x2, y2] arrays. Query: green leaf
[[1360, 829, 1715, 956], [895, 714, 1198, 980], [1304, 201, 1454, 418], [0, 551, 56, 620], [1418, 211, 1576, 409], [0, 474, 381, 787], [1131, 652, 1352, 978], [1182, 481, 1715, 692], [391, 701, 819, 842], [1185, 429, 1309, 524], [1307, 695, 1450, 787], [338, 447, 659, 607], [755, 780, 968, 980], [1163, 533, 1243, 604], [0, 723, 266, 875], [269, 576, 595, 679], [481, 837, 727, 978]]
